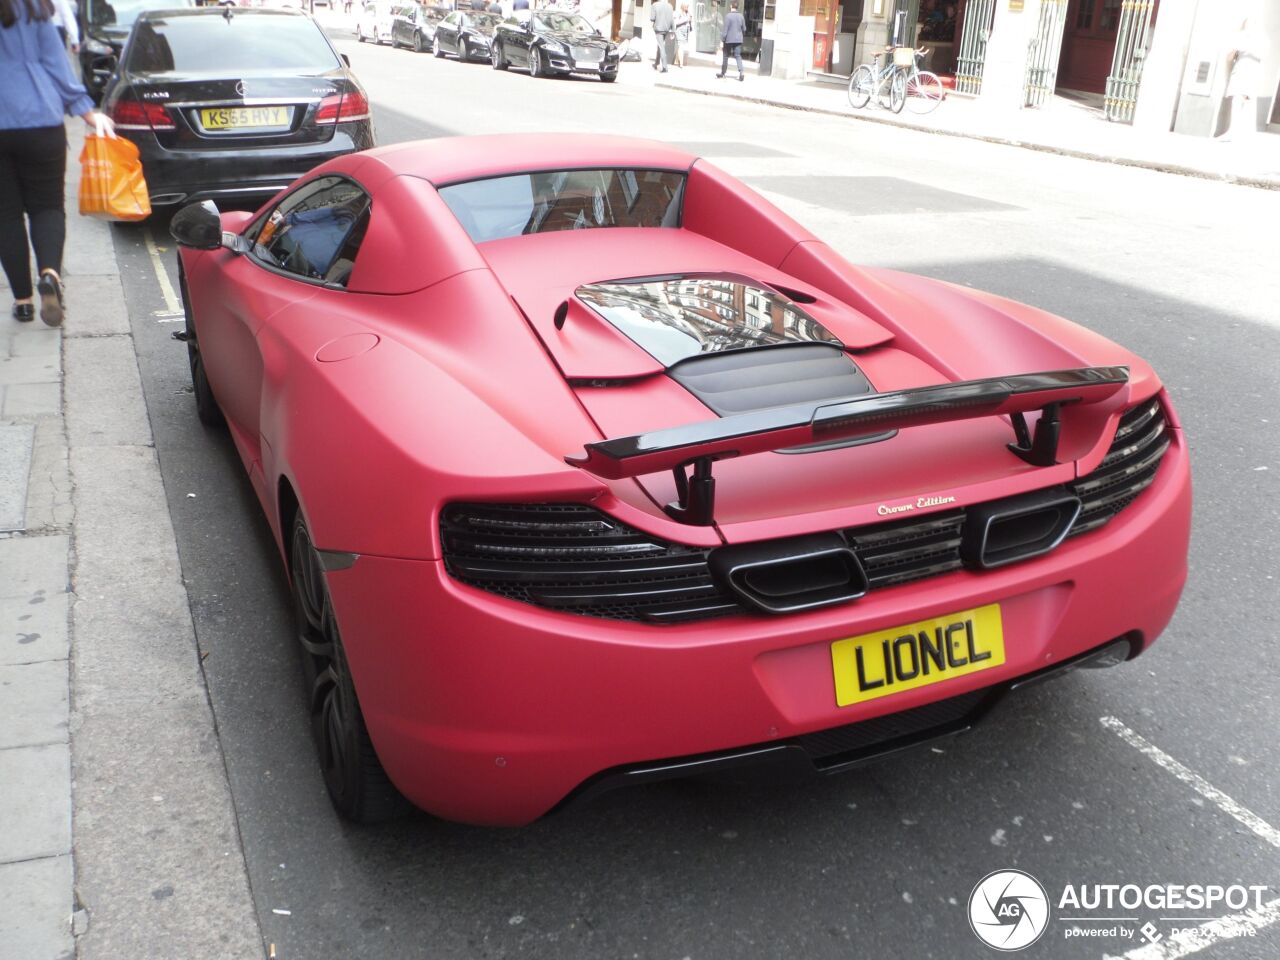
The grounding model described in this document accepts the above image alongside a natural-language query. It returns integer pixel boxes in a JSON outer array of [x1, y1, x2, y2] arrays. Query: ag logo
[[968, 869, 1050, 951]]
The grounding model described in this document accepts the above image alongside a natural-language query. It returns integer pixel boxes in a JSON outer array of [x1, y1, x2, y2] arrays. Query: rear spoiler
[[566, 366, 1130, 525]]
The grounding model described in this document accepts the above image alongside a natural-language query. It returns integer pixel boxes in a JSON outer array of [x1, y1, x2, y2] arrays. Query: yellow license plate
[[831, 603, 1005, 707], [200, 106, 291, 131]]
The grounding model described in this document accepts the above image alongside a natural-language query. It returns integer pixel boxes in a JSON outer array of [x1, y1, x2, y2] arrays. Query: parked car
[[103, 7, 374, 210], [356, 0, 395, 43], [431, 9, 500, 61], [491, 10, 618, 81], [78, 0, 196, 103], [170, 134, 1190, 826], [391, 1, 449, 51]]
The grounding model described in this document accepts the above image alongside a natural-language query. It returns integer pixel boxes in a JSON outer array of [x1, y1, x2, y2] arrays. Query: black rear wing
[[566, 366, 1130, 525]]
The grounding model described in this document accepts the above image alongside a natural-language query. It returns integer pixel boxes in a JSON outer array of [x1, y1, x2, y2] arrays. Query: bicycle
[[848, 47, 906, 114], [848, 46, 945, 115], [899, 49, 945, 114]]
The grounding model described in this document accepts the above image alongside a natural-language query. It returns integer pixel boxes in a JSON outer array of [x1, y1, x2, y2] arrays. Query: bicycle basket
[[892, 46, 914, 67]]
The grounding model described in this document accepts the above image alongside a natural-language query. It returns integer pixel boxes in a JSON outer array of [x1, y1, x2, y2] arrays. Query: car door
[[440, 11, 460, 52], [205, 176, 372, 496], [505, 14, 531, 65], [390, 5, 406, 45]]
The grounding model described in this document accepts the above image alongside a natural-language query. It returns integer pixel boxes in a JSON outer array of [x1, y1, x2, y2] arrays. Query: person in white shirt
[[49, 0, 78, 50]]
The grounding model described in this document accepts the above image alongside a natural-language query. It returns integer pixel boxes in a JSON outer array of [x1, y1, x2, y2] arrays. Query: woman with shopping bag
[[0, 0, 115, 326]]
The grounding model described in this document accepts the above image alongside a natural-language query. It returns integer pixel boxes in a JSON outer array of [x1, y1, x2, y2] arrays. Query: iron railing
[[1104, 0, 1157, 122], [1023, 0, 1069, 108], [955, 0, 996, 96]]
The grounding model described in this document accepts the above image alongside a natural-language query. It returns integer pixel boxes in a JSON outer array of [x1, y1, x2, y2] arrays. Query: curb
[[655, 81, 1280, 191]]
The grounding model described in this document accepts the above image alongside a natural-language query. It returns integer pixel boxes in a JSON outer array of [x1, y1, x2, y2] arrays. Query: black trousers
[[0, 125, 68, 301]]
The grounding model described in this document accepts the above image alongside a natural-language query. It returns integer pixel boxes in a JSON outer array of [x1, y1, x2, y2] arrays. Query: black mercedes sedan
[[491, 11, 619, 81], [102, 7, 375, 211], [431, 10, 501, 62]]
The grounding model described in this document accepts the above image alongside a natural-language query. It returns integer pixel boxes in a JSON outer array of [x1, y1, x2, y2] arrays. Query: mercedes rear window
[[125, 15, 340, 73], [439, 169, 685, 244]]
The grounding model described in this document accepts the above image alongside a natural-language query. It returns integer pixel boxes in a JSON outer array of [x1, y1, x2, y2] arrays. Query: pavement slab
[[0, 743, 71, 863], [63, 336, 152, 449], [0, 423, 35, 532], [0, 855, 75, 960], [0, 660, 69, 750]]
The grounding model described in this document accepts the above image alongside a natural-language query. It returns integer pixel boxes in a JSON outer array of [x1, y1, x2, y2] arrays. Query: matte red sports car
[[171, 135, 1191, 825]]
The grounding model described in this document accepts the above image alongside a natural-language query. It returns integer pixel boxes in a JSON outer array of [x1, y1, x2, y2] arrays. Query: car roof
[[136, 6, 309, 19], [361, 134, 699, 187]]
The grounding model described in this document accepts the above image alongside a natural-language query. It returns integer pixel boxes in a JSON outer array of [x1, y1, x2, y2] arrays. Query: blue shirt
[[0, 12, 94, 130]]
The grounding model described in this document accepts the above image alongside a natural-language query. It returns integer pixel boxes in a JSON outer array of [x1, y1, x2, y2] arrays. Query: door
[[1058, 0, 1122, 93], [207, 176, 371, 471]]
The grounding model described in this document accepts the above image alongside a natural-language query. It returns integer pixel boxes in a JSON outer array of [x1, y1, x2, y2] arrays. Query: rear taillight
[[314, 90, 371, 125], [110, 99, 175, 130]]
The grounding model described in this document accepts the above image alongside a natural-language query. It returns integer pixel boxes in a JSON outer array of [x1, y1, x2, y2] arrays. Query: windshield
[[534, 12, 594, 33], [125, 14, 340, 72], [86, 0, 192, 30], [460, 12, 500, 31], [439, 169, 685, 244]]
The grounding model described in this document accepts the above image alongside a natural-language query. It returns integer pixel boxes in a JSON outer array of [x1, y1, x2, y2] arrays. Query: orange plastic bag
[[78, 135, 151, 222]]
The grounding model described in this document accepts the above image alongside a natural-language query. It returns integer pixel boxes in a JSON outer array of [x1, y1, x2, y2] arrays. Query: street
[[108, 25, 1280, 960]]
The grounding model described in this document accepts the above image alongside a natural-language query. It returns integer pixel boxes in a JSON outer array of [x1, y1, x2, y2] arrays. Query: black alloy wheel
[[289, 516, 408, 823], [179, 262, 223, 428], [491, 41, 507, 69]]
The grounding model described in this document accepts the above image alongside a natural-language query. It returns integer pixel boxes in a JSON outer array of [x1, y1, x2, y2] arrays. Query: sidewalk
[[651, 59, 1280, 189], [0, 127, 261, 960]]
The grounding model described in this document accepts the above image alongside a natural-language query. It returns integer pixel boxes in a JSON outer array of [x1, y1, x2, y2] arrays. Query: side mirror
[[170, 200, 224, 250], [340, 52, 351, 66]]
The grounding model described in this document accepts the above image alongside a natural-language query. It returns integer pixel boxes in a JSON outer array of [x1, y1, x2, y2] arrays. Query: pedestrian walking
[[649, 0, 673, 72], [1, 0, 115, 326], [717, 0, 745, 80], [512, 0, 527, 10], [49, 0, 75, 48], [673, 0, 691, 68], [1222, 11, 1267, 141]]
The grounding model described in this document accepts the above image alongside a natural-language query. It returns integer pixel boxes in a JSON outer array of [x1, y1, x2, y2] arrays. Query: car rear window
[[439, 169, 685, 244], [125, 14, 340, 73]]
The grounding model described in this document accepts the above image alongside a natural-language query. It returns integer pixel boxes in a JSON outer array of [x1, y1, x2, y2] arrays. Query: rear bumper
[[326, 435, 1190, 826], [125, 122, 374, 207]]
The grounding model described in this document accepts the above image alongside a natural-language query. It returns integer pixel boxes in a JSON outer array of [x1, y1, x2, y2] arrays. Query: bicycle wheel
[[906, 70, 945, 114], [848, 64, 875, 109], [889, 68, 906, 114]]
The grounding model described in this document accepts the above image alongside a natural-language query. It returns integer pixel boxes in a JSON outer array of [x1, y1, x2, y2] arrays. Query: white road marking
[[1099, 716, 1280, 848], [1106, 897, 1280, 960], [143, 225, 182, 315], [1098, 717, 1280, 959]]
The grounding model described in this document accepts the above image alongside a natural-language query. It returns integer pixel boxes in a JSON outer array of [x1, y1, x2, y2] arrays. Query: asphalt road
[[109, 22, 1280, 960]]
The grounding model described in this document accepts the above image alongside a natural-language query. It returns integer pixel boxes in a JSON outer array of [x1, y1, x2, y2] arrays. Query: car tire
[[413, 30, 423, 52], [433, 35, 445, 57], [356, 24, 365, 42], [530, 46, 544, 78], [491, 41, 507, 69], [290, 515, 410, 824], [179, 263, 223, 428], [601, 72, 616, 83]]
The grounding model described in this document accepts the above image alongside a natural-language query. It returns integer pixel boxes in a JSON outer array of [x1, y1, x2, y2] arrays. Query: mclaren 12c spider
[[171, 135, 1191, 825]]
